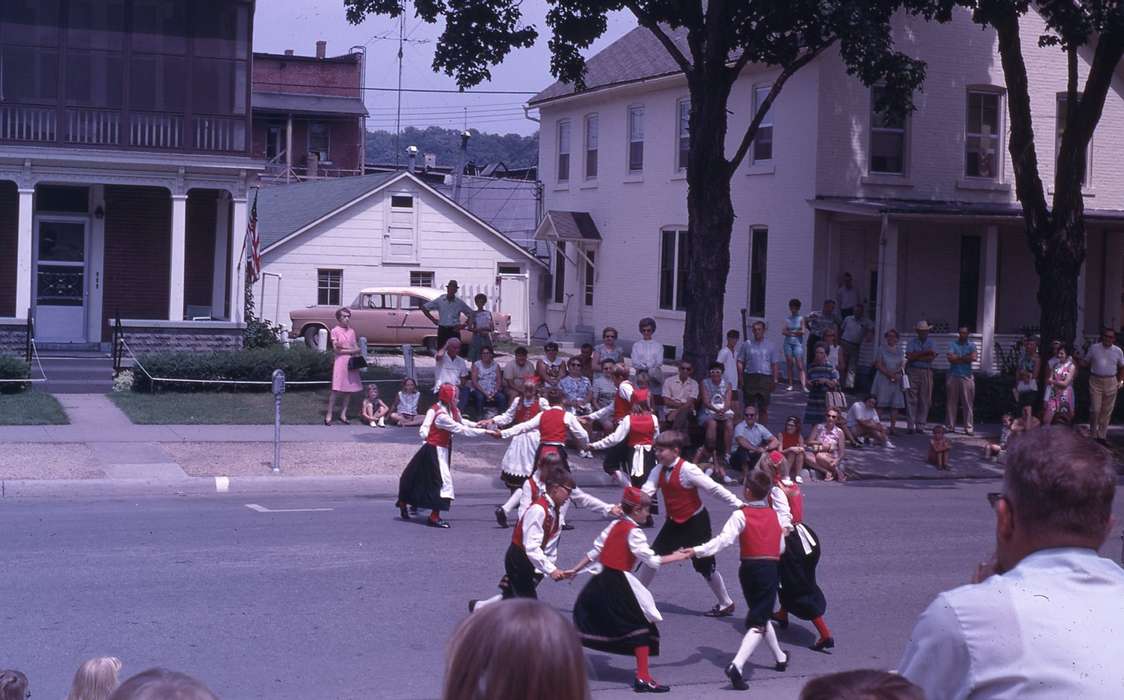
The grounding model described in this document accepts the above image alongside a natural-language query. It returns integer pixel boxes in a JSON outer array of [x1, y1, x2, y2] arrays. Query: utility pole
[[394, 14, 404, 166]]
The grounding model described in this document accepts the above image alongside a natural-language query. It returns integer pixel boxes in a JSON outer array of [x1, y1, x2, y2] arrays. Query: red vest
[[515, 399, 541, 424], [600, 519, 638, 571], [738, 506, 782, 560], [512, 496, 558, 549], [627, 414, 657, 447], [778, 481, 803, 525], [528, 477, 541, 502], [613, 382, 634, 421], [424, 407, 452, 448], [539, 407, 568, 445], [657, 459, 703, 524]]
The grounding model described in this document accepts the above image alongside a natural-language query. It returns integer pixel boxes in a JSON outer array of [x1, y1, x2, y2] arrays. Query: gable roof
[[256, 171, 546, 266], [529, 25, 690, 106], [535, 211, 603, 242]]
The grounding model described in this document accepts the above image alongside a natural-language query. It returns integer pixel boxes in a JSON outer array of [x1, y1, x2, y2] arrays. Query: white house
[[528, 9, 1124, 372], [256, 171, 548, 341]]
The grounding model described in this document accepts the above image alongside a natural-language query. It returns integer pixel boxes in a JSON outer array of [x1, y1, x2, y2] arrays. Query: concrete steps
[[33, 351, 115, 394]]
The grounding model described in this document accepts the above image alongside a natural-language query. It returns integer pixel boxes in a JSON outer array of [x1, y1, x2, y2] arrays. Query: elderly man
[[905, 320, 937, 433], [662, 361, 699, 432], [1081, 327, 1124, 443], [945, 326, 977, 435], [502, 346, 536, 395], [422, 280, 473, 350], [434, 338, 470, 410], [737, 321, 781, 423], [899, 427, 1123, 698], [729, 405, 779, 472]]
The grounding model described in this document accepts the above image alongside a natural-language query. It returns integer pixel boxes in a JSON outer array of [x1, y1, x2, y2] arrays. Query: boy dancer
[[589, 388, 660, 491], [639, 431, 743, 617], [499, 451, 619, 528], [685, 470, 789, 691]]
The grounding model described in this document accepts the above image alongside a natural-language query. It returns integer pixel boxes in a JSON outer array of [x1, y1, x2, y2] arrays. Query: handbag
[[348, 354, 368, 370], [827, 390, 848, 410], [900, 370, 911, 391]]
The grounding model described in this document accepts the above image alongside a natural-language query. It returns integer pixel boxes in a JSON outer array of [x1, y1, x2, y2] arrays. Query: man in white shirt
[[716, 329, 743, 404], [836, 272, 860, 319], [730, 406, 779, 472], [433, 338, 469, 411], [1081, 327, 1124, 442], [898, 427, 1123, 699], [662, 361, 700, 432], [844, 395, 888, 447]]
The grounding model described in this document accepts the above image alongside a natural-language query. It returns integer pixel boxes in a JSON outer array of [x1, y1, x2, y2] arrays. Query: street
[[4, 478, 1120, 699]]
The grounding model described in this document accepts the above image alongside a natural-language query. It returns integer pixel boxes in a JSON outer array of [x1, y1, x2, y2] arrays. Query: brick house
[[529, 9, 1124, 371], [252, 41, 367, 182], [0, 0, 261, 354]]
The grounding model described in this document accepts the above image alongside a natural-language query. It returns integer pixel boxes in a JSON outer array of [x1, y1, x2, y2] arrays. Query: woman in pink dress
[[325, 307, 363, 425]]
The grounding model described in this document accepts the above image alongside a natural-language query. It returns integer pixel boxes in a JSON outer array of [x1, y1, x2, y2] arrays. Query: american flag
[[247, 192, 261, 282]]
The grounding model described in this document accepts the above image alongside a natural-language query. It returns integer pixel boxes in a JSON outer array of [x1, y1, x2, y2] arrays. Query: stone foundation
[[120, 320, 244, 355], [0, 318, 29, 356]]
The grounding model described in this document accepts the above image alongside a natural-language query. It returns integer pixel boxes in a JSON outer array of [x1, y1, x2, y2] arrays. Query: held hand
[[609, 504, 623, 518], [487, 430, 503, 439], [549, 569, 567, 582]]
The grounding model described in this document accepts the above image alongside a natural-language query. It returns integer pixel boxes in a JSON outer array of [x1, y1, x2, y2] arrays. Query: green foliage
[[132, 347, 339, 393], [0, 356, 30, 394], [366, 127, 538, 168], [242, 273, 284, 349]]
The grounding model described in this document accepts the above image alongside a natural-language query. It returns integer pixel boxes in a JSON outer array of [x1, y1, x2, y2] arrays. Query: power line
[[254, 80, 540, 95]]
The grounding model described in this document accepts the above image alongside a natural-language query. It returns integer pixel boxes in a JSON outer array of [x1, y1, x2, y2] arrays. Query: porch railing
[[111, 311, 124, 376], [129, 111, 183, 149], [66, 108, 122, 146], [25, 308, 34, 364], [0, 105, 57, 143], [193, 115, 246, 153]]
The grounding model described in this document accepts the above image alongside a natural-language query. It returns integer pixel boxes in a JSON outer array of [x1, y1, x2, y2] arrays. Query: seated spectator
[[503, 346, 536, 395], [800, 670, 923, 700], [845, 396, 888, 447], [927, 424, 950, 470], [806, 410, 846, 481], [662, 361, 699, 432], [468, 346, 508, 418], [108, 669, 217, 700], [696, 362, 736, 469], [779, 416, 807, 478], [435, 338, 471, 413], [389, 377, 425, 427], [1010, 402, 1041, 439], [590, 358, 618, 438], [898, 427, 1123, 698], [730, 405, 779, 472], [577, 342, 595, 379], [443, 598, 589, 700], [0, 670, 28, 700], [985, 414, 1014, 461], [536, 342, 565, 387], [559, 356, 593, 415], [361, 384, 390, 428], [67, 657, 123, 700]]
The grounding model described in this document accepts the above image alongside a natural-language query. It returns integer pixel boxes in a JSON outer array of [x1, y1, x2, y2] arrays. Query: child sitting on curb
[[983, 414, 1013, 461], [927, 424, 950, 470], [361, 385, 389, 428]]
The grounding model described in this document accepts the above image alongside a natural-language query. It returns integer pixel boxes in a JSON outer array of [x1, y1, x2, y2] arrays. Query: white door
[[34, 218, 89, 342], [497, 274, 530, 342]]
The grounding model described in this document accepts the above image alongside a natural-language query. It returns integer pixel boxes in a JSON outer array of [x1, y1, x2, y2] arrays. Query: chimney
[[284, 49, 294, 56], [407, 146, 418, 173], [453, 130, 470, 203], [315, 40, 327, 59]]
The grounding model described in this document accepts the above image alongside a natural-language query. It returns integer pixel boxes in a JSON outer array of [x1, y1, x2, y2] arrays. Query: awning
[[534, 210, 602, 267], [252, 92, 368, 117], [810, 196, 1124, 223]]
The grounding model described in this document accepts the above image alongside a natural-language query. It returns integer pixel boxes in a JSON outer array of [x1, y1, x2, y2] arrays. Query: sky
[[255, 0, 637, 137]]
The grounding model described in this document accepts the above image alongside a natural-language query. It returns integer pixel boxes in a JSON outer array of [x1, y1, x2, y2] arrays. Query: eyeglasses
[[986, 492, 1005, 509]]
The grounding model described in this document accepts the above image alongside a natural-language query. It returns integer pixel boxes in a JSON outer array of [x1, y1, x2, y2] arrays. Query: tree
[[964, 1, 1124, 349], [344, 0, 953, 371]]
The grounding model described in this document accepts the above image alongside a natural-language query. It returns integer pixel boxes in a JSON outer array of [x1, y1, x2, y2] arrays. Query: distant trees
[[366, 126, 539, 169]]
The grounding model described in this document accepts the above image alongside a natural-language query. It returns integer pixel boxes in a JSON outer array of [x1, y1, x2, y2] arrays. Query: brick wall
[[252, 53, 362, 98], [0, 182, 17, 317], [185, 190, 218, 308], [102, 186, 171, 340], [123, 325, 242, 354], [0, 320, 27, 355], [251, 117, 361, 171]]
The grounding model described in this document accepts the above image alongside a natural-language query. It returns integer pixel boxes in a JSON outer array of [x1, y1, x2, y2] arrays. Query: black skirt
[[397, 444, 452, 512], [535, 443, 571, 471], [651, 509, 716, 577], [573, 569, 660, 656], [499, 542, 542, 600], [500, 471, 528, 491], [778, 523, 827, 620], [739, 559, 780, 628], [601, 440, 631, 475]]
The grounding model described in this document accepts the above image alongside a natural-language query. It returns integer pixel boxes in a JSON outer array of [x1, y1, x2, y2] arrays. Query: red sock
[[774, 608, 788, 622], [634, 646, 651, 682], [812, 616, 832, 639], [429, 510, 441, 522]]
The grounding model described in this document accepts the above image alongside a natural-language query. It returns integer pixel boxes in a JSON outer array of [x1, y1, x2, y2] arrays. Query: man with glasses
[[662, 361, 699, 432], [730, 406, 780, 473], [899, 427, 1123, 698], [737, 321, 781, 423], [1080, 327, 1124, 442]]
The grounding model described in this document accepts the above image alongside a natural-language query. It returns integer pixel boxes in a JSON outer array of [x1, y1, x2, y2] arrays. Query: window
[[958, 236, 981, 331], [584, 250, 595, 306], [676, 98, 690, 171], [752, 86, 774, 163], [317, 269, 342, 306], [309, 122, 331, 162], [556, 119, 571, 182], [584, 114, 598, 179], [361, 293, 397, 310], [659, 229, 689, 311], [628, 106, 645, 173], [966, 91, 1001, 178], [870, 86, 906, 174], [497, 263, 521, 275], [410, 271, 434, 288], [391, 194, 414, 208], [192, 57, 248, 116], [1056, 94, 1091, 186], [552, 242, 566, 304], [748, 227, 768, 317]]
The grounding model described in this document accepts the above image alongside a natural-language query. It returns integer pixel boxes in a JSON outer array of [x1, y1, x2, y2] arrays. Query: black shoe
[[775, 650, 789, 672], [468, 599, 477, 613], [812, 636, 835, 651], [408, 506, 418, 516], [724, 664, 748, 691], [494, 506, 509, 528], [561, 523, 575, 531], [427, 519, 451, 529], [704, 603, 735, 618], [633, 677, 670, 693], [771, 612, 789, 629], [399, 504, 410, 521]]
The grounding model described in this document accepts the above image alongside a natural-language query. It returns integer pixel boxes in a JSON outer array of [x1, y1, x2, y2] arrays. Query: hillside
[[366, 126, 539, 170]]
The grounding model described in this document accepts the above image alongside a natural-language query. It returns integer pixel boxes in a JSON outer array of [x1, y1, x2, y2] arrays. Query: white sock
[[706, 572, 734, 608], [474, 594, 503, 610], [636, 565, 656, 587], [501, 488, 521, 516], [732, 628, 763, 672], [764, 621, 784, 661]]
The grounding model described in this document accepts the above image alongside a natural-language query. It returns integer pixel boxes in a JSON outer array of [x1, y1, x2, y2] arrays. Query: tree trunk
[[1031, 217, 1083, 352]]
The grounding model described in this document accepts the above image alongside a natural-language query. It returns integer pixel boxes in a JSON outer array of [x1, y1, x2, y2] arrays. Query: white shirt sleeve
[[679, 461, 744, 509], [693, 509, 746, 559], [570, 487, 615, 518], [586, 402, 613, 421], [520, 503, 557, 575], [517, 478, 536, 519], [418, 408, 436, 441], [490, 398, 520, 428], [619, 382, 634, 403], [589, 416, 631, 450], [641, 462, 662, 498], [565, 411, 591, 443], [769, 485, 794, 533], [628, 526, 662, 568], [897, 594, 973, 700], [434, 411, 488, 437], [499, 412, 542, 439]]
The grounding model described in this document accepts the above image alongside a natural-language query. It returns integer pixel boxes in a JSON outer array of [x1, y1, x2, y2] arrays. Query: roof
[[812, 196, 1124, 222], [252, 92, 368, 117], [253, 52, 361, 64], [529, 25, 690, 106], [535, 211, 603, 242]]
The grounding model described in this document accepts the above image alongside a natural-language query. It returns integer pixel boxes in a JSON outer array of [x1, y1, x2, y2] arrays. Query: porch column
[[876, 215, 899, 339], [168, 193, 188, 320], [980, 225, 999, 374], [15, 188, 34, 317], [211, 193, 231, 318], [1077, 258, 1088, 341], [286, 114, 294, 183], [1102, 231, 1124, 331], [229, 196, 249, 324]]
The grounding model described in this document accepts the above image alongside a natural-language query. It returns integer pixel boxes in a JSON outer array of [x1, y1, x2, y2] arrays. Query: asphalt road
[[3, 480, 1122, 700]]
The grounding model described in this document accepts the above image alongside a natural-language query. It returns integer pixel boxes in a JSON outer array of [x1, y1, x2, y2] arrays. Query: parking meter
[[272, 369, 285, 473]]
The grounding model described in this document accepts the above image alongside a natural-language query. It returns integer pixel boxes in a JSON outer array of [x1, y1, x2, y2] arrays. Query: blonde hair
[[67, 657, 123, 700]]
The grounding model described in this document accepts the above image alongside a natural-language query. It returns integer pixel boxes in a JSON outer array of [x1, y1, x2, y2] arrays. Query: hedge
[[130, 346, 392, 393], [0, 356, 30, 394]]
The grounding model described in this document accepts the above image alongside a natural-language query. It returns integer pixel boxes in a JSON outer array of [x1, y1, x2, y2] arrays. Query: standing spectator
[[838, 303, 873, 389], [845, 395, 889, 447], [805, 300, 840, 363], [503, 346, 536, 394], [737, 321, 781, 423], [662, 361, 699, 432], [325, 307, 362, 425], [67, 656, 123, 700], [782, 299, 808, 391], [536, 342, 565, 387], [630, 318, 666, 405], [821, 327, 843, 377], [904, 321, 937, 433], [422, 280, 473, 350], [945, 326, 978, 435], [730, 405, 780, 473], [469, 346, 507, 418], [697, 361, 736, 469], [806, 410, 846, 481], [1014, 335, 1041, 409], [871, 329, 907, 434], [0, 671, 28, 700], [898, 427, 1123, 699], [1081, 327, 1124, 442], [1043, 343, 1076, 426], [108, 669, 218, 700], [592, 327, 623, 369], [467, 293, 495, 362], [804, 345, 840, 429], [434, 338, 471, 411], [717, 329, 743, 406], [836, 272, 860, 319]]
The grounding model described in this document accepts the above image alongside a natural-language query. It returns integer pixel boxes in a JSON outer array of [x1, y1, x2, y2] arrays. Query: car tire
[[303, 325, 325, 350]]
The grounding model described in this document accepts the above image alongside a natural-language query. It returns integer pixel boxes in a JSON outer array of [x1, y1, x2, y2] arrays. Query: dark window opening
[[957, 235, 981, 331], [749, 227, 768, 317]]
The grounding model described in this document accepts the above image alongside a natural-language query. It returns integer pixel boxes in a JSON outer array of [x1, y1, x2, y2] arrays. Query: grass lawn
[[0, 392, 70, 425]]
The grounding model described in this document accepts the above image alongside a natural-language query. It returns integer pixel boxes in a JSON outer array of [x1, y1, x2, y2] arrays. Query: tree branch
[[622, 1, 695, 77], [727, 43, 832, 174]]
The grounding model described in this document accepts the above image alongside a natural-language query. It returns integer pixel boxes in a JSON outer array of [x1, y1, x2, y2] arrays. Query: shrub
[[0, 356, 30, 394], [243, 314, 285, 349]]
